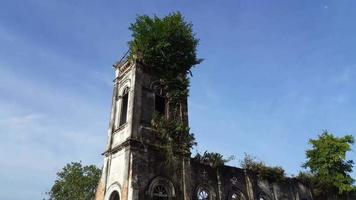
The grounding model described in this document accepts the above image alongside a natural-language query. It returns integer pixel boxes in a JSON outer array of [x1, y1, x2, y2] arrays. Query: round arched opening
[[197, 189, 209, 200], [109, 191, 120, 200], [152, 184, 169, 200], [229, 191, 246, 200], [148, 177, 175, 200]]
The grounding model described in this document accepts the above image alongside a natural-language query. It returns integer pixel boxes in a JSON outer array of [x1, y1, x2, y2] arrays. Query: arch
[[118, 78, 131, 94], [147, 177, 175, 200], [119, 87, 129, 126], [228, 190, 246, 200], [105, 182, 122, 200], [150, 80, 166, 96], [195, 184, 216, 200]]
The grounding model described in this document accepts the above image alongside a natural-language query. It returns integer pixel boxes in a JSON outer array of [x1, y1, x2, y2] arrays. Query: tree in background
[[47, 162, 101, 200], [302, 131, 355, 199]]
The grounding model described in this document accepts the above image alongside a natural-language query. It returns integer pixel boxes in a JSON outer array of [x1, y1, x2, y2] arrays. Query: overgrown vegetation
[[128, 12, 202, 74], [192, 151, 235, 167], [128, 12, 202, 106], [128, 12, 202, 163], [240, 154, 286, 183], [298, 131, 355, 199], [151, 112, 197, 164], [47, 162, 101, 200]]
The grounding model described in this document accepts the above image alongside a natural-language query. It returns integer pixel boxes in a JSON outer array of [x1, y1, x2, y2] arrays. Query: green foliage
[[296, 171, 333, 199], [128, 12, 202, 104], [128, 12, 202, 78], [192, 151, 234, 167], [151, 112, 197, 165], [240, 154, 286, 183], [296, 171, 314, 185], [47, 162, 101, 200], [303, 131, 355, 194], [296, 172, 356, 200]]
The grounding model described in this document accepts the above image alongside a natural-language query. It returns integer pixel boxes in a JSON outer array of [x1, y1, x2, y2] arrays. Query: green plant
[[128, 12, 202, 78], [192, 151, 235, 167], [151, 112, 197, 165], [240, 153, 286, 183], [47, 162, 101, 200], [303, 131, 355, 195], [128, 12, 202, 106]]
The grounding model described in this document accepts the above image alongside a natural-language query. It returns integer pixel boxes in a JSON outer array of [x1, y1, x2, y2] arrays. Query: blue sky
[[1, 0, 355, 199]]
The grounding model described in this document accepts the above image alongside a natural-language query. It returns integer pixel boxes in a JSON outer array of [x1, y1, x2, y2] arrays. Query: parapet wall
[[189, 160, 313, 200]]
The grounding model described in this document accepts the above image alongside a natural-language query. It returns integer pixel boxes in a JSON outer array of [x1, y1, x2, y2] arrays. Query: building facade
[[95, 60, 314, 200]]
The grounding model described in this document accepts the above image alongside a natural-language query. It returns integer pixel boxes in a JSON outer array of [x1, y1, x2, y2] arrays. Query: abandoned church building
[[94, 59, 314, 200]]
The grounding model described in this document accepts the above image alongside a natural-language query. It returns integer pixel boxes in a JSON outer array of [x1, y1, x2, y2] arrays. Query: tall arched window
[[119, 87, 129, 126], [109, 191, 120, 200]]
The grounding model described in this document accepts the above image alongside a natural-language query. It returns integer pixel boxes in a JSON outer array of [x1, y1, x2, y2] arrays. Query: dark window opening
[[109, 191, 120, 200], [155, 94, 166, 115], [119, 90, 129, 126]]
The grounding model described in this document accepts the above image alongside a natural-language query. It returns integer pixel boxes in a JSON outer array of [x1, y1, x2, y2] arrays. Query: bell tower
[[95, 59, 191, 200]]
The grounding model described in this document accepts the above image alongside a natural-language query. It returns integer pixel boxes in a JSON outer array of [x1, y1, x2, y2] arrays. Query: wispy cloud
[[0, 32, 109, 200]]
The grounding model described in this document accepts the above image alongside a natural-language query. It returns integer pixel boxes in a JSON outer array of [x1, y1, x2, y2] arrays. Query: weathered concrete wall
[[187, 161, 314, 200]]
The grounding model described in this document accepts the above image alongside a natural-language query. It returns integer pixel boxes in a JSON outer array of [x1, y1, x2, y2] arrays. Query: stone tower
[[95, 59, 191, 200]]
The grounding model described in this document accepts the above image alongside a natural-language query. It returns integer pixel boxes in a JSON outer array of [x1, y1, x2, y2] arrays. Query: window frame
[[119, 87, 129, 126]]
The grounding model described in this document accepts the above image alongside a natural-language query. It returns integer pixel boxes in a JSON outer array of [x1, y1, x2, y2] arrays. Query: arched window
[[109, 191, 120, 200], [152, 185, 169, 200], [229, 192, 245, 200], [119, 87, 129, 126], [148, 177, 175, 200], [197, 189, 209, 200], [231, 193, 239, 200]]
